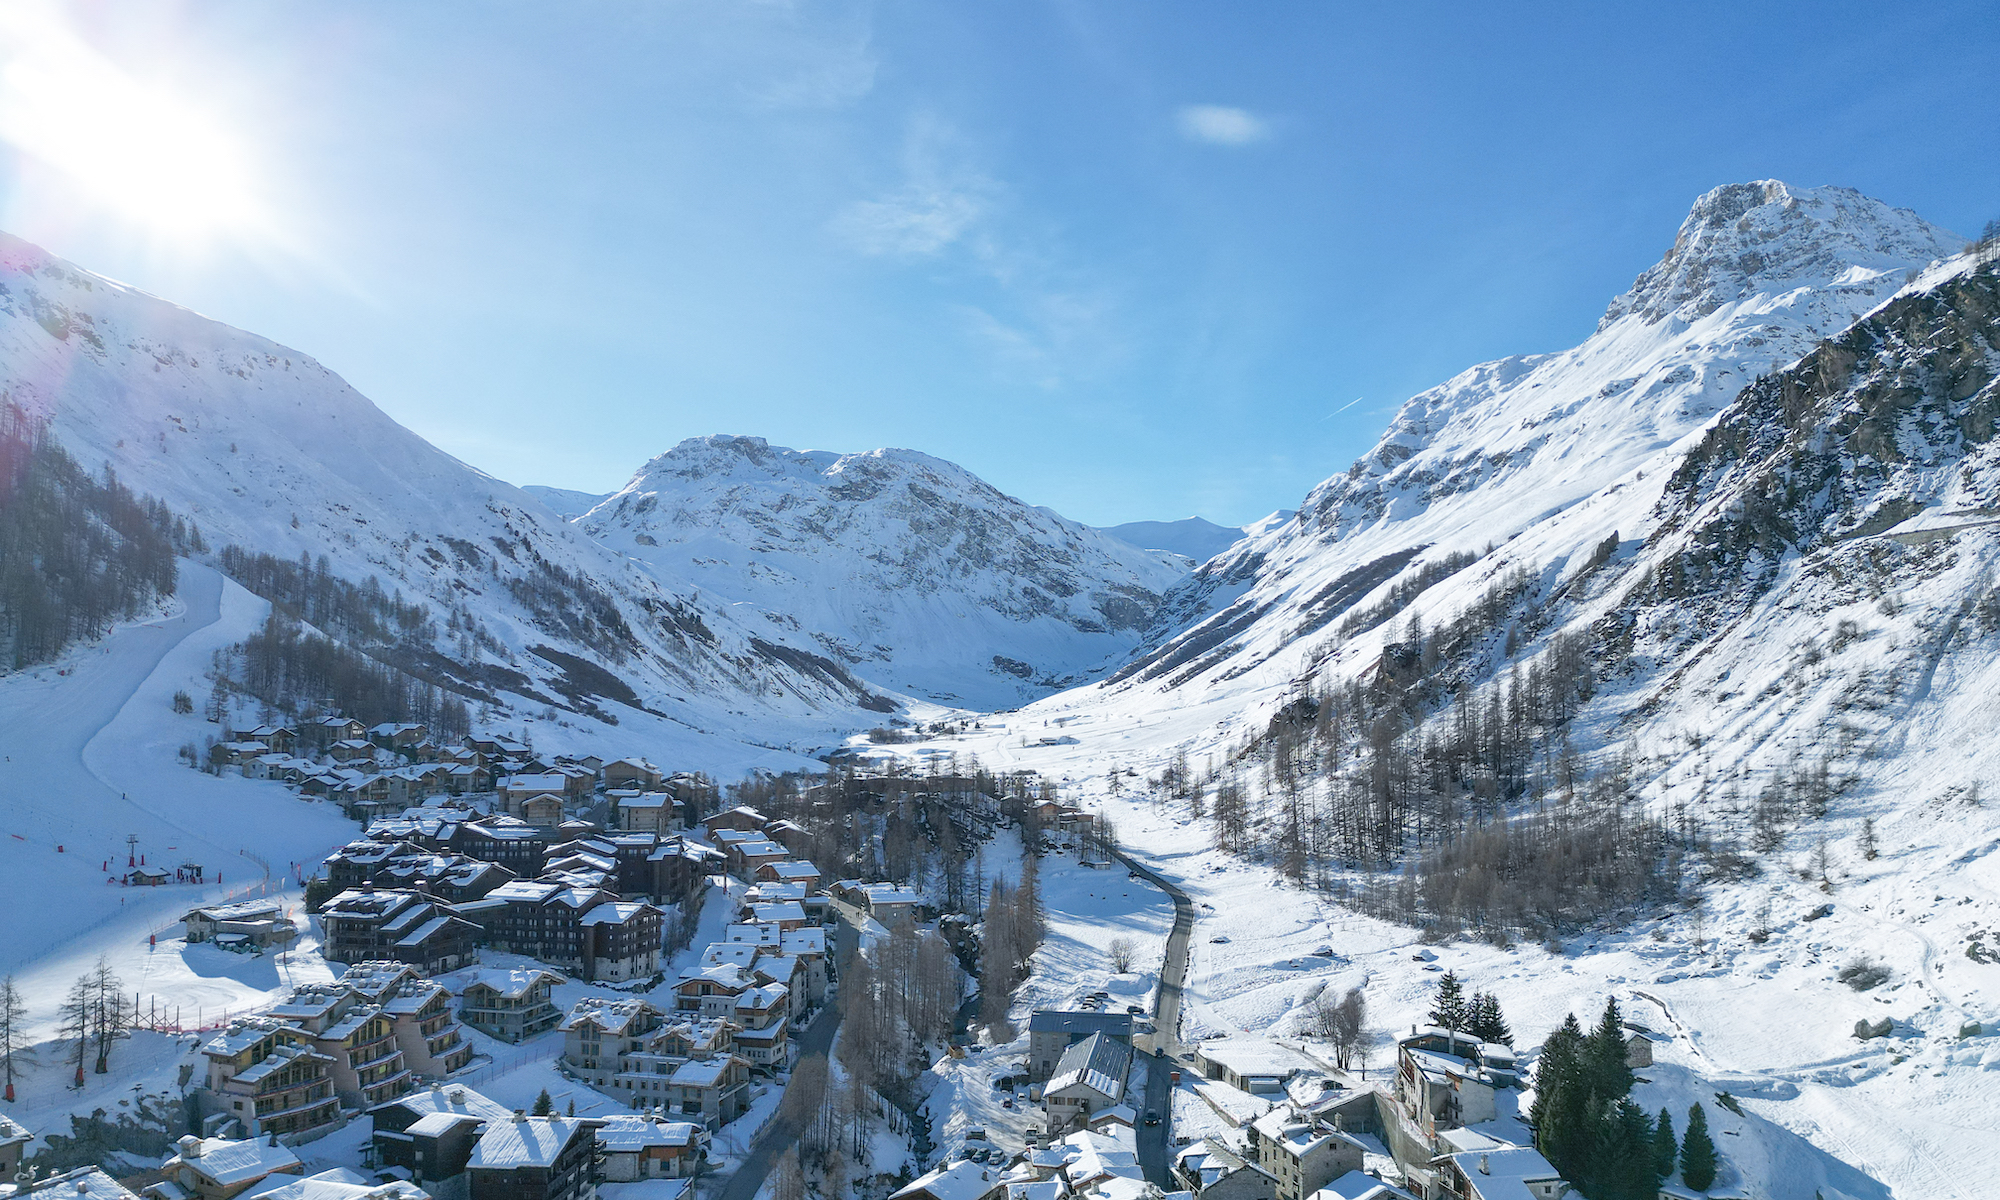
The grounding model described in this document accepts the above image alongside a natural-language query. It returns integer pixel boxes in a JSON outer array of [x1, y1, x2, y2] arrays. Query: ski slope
[[0, 561, 356, 1039]]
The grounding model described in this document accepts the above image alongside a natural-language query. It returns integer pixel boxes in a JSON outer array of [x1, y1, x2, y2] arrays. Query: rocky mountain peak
[[1599, 180, 1960, 330]]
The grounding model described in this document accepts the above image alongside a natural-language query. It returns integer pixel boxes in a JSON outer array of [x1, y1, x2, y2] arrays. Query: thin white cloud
[[833, 184, 986, 257], [1177, 104, 1270, 147], [832, 116, 992, 257]]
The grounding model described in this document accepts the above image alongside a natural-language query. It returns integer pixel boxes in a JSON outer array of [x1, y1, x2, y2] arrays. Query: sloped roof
[[468, 1117, 591, 1170], [1048, 1033, 1130, 1102]]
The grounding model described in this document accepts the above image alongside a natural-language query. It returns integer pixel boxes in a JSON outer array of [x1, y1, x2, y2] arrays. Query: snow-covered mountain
[[1112, 181, 1964, 696], [0, 232, 901, 765], [910, 183, 2000, 1199], [1099, 511, 1294, 565], [573, 435, 1190, 708]]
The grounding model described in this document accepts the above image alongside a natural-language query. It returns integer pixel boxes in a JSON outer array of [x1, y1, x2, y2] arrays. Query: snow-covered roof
[[1311, 1169, 1421, 1200], [889, 1159, 1004, 1200], [1445, 1148, 1564, 1200], [749, 901, 805, 923], [185, 899, 284, 923], [468, 1117, 591, 1170], [593, 1115, 701, 1152], [1028, 1011, 1132, 1038], [561, 997, 659, 1034], [1047, 1033, 1130, 1102], [461, 968, 564, 999], [243, 1170, 425, 1200], [373, 1083, 513, 1125], [168, 1138, 302, 1186], [405, 1112, 487, 1138], [1198, 1038, 1314, 1081], [16, 1167, 140, 1200], [668, 1057, 738, 1087]]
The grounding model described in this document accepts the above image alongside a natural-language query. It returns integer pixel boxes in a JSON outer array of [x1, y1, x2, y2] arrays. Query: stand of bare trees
[[57, 959, 128, 1083]]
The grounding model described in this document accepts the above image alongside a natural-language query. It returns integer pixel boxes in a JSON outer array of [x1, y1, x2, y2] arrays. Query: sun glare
[[0, 4, 267, 246]]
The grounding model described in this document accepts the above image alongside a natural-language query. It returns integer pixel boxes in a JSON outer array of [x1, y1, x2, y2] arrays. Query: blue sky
[[2, 2, 1996, 527]]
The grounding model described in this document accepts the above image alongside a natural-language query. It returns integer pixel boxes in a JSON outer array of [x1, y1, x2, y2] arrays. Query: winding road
[[1110, 845, 1197, 1189]]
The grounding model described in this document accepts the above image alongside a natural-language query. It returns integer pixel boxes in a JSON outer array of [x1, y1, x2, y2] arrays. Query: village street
[[1111, 846, 1196, 1189]]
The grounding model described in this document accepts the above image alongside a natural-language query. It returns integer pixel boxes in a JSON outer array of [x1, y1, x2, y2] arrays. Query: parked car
[[1144, 1110, 1161, 1126], [1209, 935, 1230, 943], [1127, 1004, 1145, 1014]]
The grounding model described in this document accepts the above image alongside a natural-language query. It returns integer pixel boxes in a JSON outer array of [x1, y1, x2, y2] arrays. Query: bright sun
[[0, 4, 266, 245]]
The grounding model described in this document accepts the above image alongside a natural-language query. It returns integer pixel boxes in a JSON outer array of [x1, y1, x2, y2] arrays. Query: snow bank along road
[[0, 562, 355, 1039]]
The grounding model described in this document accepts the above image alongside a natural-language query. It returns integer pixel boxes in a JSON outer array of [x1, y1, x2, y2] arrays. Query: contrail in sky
[[1320, 397, 1364, 421]]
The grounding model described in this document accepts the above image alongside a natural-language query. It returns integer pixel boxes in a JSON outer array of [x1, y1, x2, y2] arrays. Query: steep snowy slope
[[0, 232, 896, 757], [575, 435, 1189, 707], [1114, 182, 1962, 699]]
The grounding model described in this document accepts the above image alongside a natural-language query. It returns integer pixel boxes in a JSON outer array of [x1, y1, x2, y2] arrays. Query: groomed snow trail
[[0, 563, 356, 1039]]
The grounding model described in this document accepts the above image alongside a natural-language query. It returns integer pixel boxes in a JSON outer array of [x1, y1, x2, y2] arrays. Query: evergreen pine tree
[[1530, 1016, 1589, 1183], [1652, 1107, 1678, 1182], [1680, 1103, 1718, 1191], [1428, 970, 1469, 1031], [1583, 997, 1634, 1102], [1467, 991, 1513, 1045], [532, 1088, 554, 1117], [1604, 1099, 1657, 1200]]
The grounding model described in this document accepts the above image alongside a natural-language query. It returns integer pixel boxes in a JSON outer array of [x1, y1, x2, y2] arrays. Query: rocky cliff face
[[577, 435, 1189, 707]]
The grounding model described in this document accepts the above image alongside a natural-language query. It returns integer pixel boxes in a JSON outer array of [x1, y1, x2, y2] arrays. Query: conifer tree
[[1428, 970, 1469, 1031], [0, 975, 25, 1101], [1583, 997, 1634, 1103], [1530, 1015, 1590, 1183], [1601, 1099, 1657, 1200], [1652, 1107, 1677, 1182], [532, 1088, 554, 1116], [1467, 991, 1512, 1045], [1680, 1103, 1718, 1191]]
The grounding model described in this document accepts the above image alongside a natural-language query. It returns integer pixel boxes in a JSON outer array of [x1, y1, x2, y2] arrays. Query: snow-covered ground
[[0, 562, 357, 1041]]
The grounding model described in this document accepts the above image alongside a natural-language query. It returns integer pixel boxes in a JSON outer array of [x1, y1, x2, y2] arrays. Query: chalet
[[729, 984, 790, 1071], [700, 806, 767, 836], [155, 1136, 303, 1200], [551, 764, 597, 795], [243, 754, 311, 784], [1623, 1025, 1665, 1068], [1195, 1039, 1318, 1095], [244, 1171, 427, 1200], [217, 741, 278, 767], [267, 985, 414, 1111], [500, 775, 571, 810], [231, 725, 299, 754], [1042, 1033, 1132, 1133], [761, 819, 810, 856], [198, 1019, 343, 1141], [861, 883, 924, 927], [1027, 1011, 1134, 1082], [753, 859, 821, 890], [459, 969, 564, 1044], [466, 1114, 599, 1200], [890, 1160, 1007, 1200], [19, 1168, 141, 1200], [519, 794, 565, 829], [341, 961, 475, 1077], [1394, 1029, 1515, 1139], [665, 1054, 751, 1128], [461, 881, 660, 982], [0, 1114, 30, 1180], [593, 1114, 707, 1181], [1176, 1138, 1279, 1200], [318, 888, 481, 976], [369, 1083, 513, 1186], [308, 716, 368, 749], [612, 792, 680, 835], [329, 739, 381, 764], [1432, 1148, 1568, 1200], [747, 900, 808, 931], [1246, 1103, 1367, 1200], [602, 757, 663, 790], [448, 818, 551, 873], [369, 723, 430, 749], [1310, 1172, 1419, 1200], [182, 900, 297, 951]]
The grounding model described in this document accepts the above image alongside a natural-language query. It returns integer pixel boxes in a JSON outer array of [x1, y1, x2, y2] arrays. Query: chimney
[[513, 1110, 527, 1123], [268, 1129, 280, 1148], [450, 1089, 466, 1104], [1479, 1154, 1491, 1175], [180, 1136, 202, 1159]]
